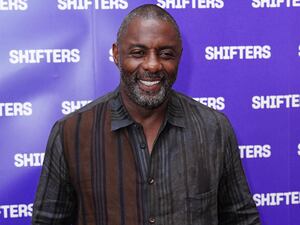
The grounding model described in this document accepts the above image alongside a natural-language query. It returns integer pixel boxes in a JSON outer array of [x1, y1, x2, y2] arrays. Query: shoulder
[[173, 90, 229, 122], [57, 90, 117, 124], [172, 90, 233, 133]]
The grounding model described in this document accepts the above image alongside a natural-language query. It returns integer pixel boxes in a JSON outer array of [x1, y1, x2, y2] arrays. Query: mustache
[[136, 71, 167, 80]]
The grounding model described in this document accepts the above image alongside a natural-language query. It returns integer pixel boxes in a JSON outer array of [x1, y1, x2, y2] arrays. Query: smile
[[139, 80, 160, 86]]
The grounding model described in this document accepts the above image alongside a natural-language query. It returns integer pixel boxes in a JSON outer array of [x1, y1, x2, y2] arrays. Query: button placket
[[133, 122, 158, 225]]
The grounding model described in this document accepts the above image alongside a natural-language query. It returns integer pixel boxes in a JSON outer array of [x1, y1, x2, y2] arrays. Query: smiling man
[[32, 4, 260, 225]]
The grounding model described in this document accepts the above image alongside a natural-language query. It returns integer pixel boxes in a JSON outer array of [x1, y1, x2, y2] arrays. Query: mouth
[[139, 79, 160, 87], [137, 78, 162, 92]]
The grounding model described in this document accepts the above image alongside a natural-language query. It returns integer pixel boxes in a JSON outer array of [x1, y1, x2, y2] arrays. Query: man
[[32, 4, 260, 225]]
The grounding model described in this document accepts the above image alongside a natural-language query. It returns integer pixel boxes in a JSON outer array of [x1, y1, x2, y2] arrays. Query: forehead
[[120, 17, 181, 48]]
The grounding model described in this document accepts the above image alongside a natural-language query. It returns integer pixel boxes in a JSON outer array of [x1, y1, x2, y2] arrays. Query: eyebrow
[[128, 44, 147, 49], [128, 44, 178, 52]]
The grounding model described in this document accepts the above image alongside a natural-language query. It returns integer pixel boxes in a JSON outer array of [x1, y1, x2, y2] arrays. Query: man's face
[[113, 17, 182, 109]]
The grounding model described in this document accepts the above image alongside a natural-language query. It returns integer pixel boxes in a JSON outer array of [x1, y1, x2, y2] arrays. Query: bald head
[[117, 4, 182, 45]]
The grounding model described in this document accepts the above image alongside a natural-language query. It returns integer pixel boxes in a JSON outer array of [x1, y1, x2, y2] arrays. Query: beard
[[120, 68, 177, 109]]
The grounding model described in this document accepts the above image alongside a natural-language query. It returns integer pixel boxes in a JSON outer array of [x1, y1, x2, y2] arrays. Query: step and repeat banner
[[0, 0, 299, 224]]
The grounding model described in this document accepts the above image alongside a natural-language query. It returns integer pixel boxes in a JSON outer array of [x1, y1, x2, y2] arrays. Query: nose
[[142, 52, 162, 73]]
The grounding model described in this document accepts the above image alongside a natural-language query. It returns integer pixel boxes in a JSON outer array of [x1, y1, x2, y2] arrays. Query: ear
[[112, 43, 119, 67], [178, 47, 183, 62]]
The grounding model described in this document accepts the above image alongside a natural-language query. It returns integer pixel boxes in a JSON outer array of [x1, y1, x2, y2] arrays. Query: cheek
[[120, 58, 142, 74], [163, 61, 179, 76]]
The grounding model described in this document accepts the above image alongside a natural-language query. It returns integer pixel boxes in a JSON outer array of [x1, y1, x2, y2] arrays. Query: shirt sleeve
[[32, 122, 77, 225], [217, 115, 261, 225]]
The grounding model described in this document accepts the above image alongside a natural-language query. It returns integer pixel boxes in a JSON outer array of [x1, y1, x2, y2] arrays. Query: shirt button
[[148, 178, 155, 185], [148, 217, 156, 224], [140, 143, 146, 149]]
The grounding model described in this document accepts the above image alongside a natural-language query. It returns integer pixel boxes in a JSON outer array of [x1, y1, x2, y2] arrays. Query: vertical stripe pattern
[[32, 89, 260, 225]]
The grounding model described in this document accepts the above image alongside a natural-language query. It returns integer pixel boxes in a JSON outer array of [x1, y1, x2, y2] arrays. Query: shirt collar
[[110, 89, 134, 131], [109, 88, 185, 131], [166, 90, 185, 128]]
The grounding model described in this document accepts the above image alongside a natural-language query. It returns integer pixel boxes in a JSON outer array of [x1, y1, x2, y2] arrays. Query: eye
[[159, 50, 176, 59], [130, 50, 145, 58]]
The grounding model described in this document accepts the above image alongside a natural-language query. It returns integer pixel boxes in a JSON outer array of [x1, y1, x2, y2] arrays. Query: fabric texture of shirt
[[32, 88, 261, 225]]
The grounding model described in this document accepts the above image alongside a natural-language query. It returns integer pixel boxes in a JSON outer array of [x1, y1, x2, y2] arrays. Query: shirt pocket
[[186, 187, 218, 224]]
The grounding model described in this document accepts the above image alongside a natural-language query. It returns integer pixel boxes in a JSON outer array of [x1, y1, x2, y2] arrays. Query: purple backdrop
[[0, 1, 299, 224]]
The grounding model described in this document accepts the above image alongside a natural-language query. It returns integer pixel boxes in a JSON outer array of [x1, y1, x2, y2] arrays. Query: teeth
[[139, 80, 160, 86]]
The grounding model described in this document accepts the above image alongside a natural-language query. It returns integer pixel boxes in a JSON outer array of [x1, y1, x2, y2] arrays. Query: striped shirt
[[32, 88, 260, 225]]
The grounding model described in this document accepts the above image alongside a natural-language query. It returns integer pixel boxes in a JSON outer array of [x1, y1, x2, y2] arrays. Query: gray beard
[[120, 70, 176, 109]]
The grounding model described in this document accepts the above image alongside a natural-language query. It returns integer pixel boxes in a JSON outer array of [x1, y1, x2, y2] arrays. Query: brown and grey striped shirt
[[32, 88, 260, 225]]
